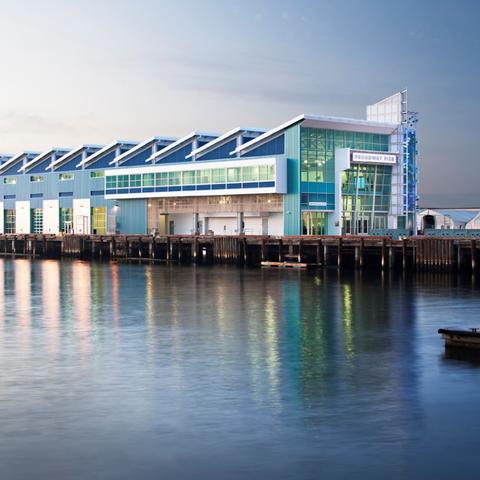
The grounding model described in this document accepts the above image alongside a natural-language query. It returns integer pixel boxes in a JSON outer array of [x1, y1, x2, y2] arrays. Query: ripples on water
[[0, 259, 479, 479]]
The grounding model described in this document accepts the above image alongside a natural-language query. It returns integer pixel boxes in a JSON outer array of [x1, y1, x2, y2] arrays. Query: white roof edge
[[187, 127, 267, 159], [231, 115, 305, 155], [303, 114, 398, 128], [0, 151, 30, 173], [18, 148, 58, 173], [47, 145, 85, 170], [76, 140, 137, 168], [147, 131, 218, 162], [109, 136, 177, 166]]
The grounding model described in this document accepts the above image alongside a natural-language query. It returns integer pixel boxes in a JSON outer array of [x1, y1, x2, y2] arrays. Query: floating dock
[[0, 234, 478, 272]]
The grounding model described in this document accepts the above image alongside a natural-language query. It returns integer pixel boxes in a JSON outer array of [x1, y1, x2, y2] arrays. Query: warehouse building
[[0, 90, 418, 236]]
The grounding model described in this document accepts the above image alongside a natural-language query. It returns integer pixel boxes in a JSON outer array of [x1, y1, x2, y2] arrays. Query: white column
[[330, 148, 351, 235], [15, 200, 31, 233], [0, 202, 3, 234], [43, 199, 59, 234], [73, 198, 91, 234]]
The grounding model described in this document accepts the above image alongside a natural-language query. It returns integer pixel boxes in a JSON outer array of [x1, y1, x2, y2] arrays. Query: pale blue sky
[[0, 0, 478, 205]]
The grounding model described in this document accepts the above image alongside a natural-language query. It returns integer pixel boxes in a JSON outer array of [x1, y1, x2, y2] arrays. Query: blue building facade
[[0, 91, 418, 236]]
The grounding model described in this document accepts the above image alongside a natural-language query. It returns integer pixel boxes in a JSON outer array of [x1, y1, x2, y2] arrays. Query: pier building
[[0, 90, 418, 236]]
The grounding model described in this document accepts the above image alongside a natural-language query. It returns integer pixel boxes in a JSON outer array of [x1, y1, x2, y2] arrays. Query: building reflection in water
[[41, 260, 60, 355], [15, 259, 32, 351], [72, 261, 92, 356]]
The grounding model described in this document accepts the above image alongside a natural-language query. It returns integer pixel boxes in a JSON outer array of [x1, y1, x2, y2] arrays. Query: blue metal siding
[[56, 154, 83, 172], [121, 147, 152, 167], [199, 139, 236, 161], [86, 150, 116, 169], [243, 134, 285, 157], [116, 199, 147, 234], [157, 144, 192, 164], [29, 158, 53, 174]]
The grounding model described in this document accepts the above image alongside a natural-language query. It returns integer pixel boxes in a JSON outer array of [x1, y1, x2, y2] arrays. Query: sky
[[0, 0, 478, 206]]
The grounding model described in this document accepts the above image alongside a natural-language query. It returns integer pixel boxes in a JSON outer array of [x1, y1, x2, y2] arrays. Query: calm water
[[1, 259, 480, 479]]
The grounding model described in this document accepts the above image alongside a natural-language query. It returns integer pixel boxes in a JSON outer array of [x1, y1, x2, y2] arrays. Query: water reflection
[[0, 260, 479, 479]]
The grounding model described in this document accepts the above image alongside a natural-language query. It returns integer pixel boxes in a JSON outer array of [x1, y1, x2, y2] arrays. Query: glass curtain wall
[[341, 164, 392, 234], [4, 209, 15, 233], [92, 207, 107, 234], [31, 208, 43, 233], [300, 128, 389, 235], [60, 208, 73, 233]]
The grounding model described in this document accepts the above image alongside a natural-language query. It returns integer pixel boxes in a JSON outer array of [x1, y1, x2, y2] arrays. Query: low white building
[[417, 208, 480, 231]]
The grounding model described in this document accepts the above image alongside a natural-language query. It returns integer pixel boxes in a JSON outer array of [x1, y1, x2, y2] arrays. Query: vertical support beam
[[359, 237, 364, 268], [261, 239, 266, 262], [298, 240, 302, 263], [457, 243, 462, 270], [471, 240, 476, 272], [388, 245, 393, 269], [278, 238, 283, 262], [381, 238, 386, 269], [402, 239, 407, 271], [337, 238, 342, 269], [316, 240, 321, 265]]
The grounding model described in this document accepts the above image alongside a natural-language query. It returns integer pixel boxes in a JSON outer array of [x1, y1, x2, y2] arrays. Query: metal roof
[[435, 209, 480, 225], [186, 127, 265, 160], [147, 131, 218, 163], [17, 148, 71, 173], [76, 140, 138, 168], [109, 136, 177, 165], [48, 144, 103, 170]]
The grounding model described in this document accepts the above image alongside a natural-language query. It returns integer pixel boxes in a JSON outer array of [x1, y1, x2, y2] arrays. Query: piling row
[[0, 234, 477, 272]]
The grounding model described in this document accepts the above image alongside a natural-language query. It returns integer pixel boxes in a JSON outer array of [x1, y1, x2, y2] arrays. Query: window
[[182, 170, 196, 185], [3, 177, 16, 185], [59, 173, 74, 181], [196, 169, 211, 184], [60, 208, 73, 233], [129, 174, 141, 187], [4, 209, 15, 233], [227, 167, 241, 183], [155, 172, 168, 186], [168, 172, 181, 186], [106, 176, 117, 189], [30, 175, 43, 182], [242, 166, 259, 182], [90, 171, 105, 178], [117, 175, 129, 188], [142, 173, 155, 187], [31, 208, 43, 233], [211, 168, 225, 183], [91, 207, 106, 234]]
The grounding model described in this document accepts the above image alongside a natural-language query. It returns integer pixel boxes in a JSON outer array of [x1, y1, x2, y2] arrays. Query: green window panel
[[130, 174, 141, 187], [142, 173, 155, 187], [196, 169, 211, 184], [90, 171, 105, 178], [60, 208, 73, 233], [4, 209, 15, 233], [211, 168, 225, 183], [31, 208, 43, 233], [155, 172, 168, 186], [106, 176, 117, 189], [227, 167, 241, 183], [168, 172, 181, 186], [182, 171, 196, 185], [118, 175, 129, 188], [242, 166, 258, 182]]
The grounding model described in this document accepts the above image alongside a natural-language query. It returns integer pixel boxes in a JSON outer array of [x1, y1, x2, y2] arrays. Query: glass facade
[[59, 173, 74, 181], [302, 211, 327, 235], [105, 164, 276, 193], [60, 207, 73, 233], [341, 164, 392, 234], [31, 208, 43, 233], [300, 128, 389, 213], [4, 209, 15, 233], [91, 207, 106, 234]]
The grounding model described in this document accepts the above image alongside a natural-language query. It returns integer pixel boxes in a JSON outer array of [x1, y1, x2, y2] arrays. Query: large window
[[30, 175, 43, 183], [105, 163, 277, 191], [60, 208, 73, 233], [91, 207, 106, 234], [90, 171, 105, 178], [3, 177, 16, 184], [31, 208, 43, 233], [4, 209, 15, 233]]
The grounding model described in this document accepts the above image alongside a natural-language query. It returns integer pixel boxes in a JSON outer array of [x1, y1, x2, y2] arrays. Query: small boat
[[438, 328, 480, 349]]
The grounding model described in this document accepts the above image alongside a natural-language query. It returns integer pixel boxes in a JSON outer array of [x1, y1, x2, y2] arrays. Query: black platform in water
[[438, 328, 480, 349]]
